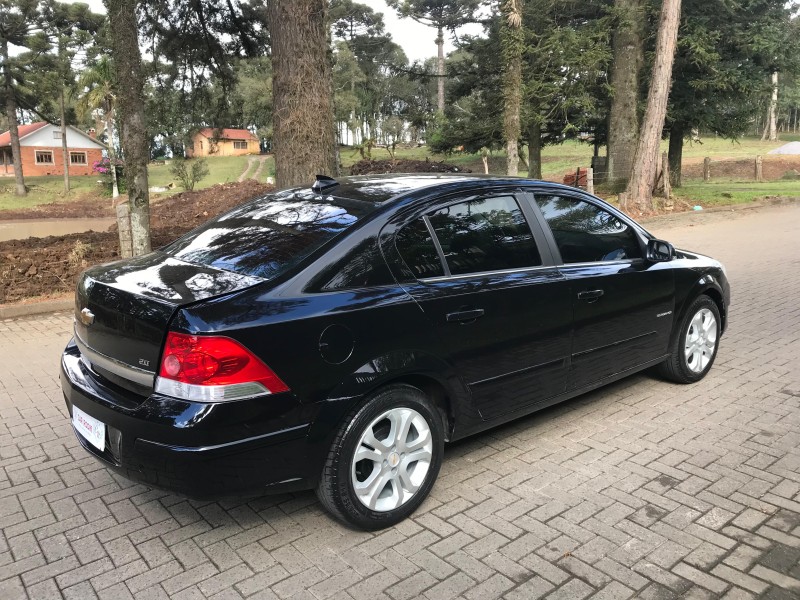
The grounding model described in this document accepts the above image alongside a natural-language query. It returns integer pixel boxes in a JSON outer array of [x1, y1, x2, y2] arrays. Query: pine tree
[[105, 0, 151, 256], [268, 0, 337, 187], [625, 0, 682, 212]]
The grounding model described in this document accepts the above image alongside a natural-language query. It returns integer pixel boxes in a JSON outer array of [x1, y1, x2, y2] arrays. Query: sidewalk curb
[[0, 299, 72, 320]]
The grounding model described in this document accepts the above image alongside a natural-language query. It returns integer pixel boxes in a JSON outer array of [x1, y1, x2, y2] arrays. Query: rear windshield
[[164, 190, 373, 279]]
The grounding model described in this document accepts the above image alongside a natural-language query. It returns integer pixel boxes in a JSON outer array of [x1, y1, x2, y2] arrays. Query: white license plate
[[72, 405, 105, 451]]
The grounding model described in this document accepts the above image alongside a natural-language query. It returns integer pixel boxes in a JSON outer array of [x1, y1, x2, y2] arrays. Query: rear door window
[[534, 195, 642, 263], [395, 218, 445, 279], [164, 191, 374, 279], [428, 196, 542, 276]]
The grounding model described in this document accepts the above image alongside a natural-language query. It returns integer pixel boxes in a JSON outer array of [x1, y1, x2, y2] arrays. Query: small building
[[0, 121, 106, 177], [186, 128, 260, 158]]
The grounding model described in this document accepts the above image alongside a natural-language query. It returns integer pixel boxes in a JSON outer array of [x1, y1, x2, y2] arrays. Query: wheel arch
[[671, 274, 727, 348], [304, 350, 470, 485]]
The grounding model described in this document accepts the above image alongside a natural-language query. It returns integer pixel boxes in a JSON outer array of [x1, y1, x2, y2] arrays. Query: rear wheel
[[316, 384, 444, 530], [659, 295, 720, 383]]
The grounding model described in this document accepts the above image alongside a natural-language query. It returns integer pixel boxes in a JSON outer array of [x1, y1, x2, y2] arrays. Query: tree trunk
[[268, 0, 337, 188], [607, 0, 645, 190], [1, 39, 26, 197], [761, 71, 778, 142], [527, 119, 542, 179], [60, 88, 70, 193], [106, 109, 120, 200], [106, 0, 151, 256], [501, 0, 523, 177], [625, 0, 682, 212], [436, 26, 445, 114], [667, 121, 684, 188]]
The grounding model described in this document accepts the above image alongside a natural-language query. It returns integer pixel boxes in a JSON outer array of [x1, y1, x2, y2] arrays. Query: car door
[[383, 191, 573, 420], [527, 192, 675, 391]]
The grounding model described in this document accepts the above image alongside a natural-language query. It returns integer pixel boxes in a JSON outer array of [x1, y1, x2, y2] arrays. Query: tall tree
[[105, 0, 151, 256], [76, 56, 120, 198], [607, 0, 645, 189], [268, 0, 337, 187], [138, 0, 269, 147], [388, 0, 480, 114], [501, 0, 523, 176], [0, 0, 43, 197], [625, 0, 682, 211], [39, 1, 105, 193], [429, 0, 610, 178], [762, 71, 778, 141], [666, 0, 793, 187]]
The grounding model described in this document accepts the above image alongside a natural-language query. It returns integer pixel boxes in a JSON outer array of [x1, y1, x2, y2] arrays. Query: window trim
[[69, 151, 87, 165], [233, 140, 248, 150], [35, 150, 54, 165], [524, 189, 648, 266], [419, 263, 558, 283], [421, 215, 450, 277]]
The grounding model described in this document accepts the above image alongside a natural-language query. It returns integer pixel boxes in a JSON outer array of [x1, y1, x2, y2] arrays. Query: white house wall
[[21, 125, 105, 149]]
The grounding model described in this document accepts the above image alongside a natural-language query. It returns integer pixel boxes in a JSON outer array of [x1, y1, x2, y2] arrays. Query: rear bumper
[[61, 341, 321, 498]]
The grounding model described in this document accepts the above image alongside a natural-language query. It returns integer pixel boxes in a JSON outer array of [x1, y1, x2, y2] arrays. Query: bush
[[170, 158, 210, 191], [92, 157, 126, 195]]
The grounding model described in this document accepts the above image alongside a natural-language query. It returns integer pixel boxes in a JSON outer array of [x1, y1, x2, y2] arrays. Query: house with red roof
[[186, 128, 260, 158], [0, 121, 106, 177]]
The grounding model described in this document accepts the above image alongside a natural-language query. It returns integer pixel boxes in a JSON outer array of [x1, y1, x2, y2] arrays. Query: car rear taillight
[[154, 332, 289, 402]]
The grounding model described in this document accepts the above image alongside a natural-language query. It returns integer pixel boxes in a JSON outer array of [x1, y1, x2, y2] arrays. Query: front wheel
[[316, 384, 444, 530], [659, 295, 721, 383]]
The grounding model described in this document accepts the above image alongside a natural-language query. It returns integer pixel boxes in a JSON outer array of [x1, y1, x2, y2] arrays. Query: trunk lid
[[74, 252, 263, 391]]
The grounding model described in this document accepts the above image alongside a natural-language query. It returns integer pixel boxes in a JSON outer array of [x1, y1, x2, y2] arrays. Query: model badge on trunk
[[79, 308, 95, 326]]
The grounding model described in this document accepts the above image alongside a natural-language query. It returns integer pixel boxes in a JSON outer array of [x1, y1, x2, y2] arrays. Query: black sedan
[[61, 174, 730, 529]]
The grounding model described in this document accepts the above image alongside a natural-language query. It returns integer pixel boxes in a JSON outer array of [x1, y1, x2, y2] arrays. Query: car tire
[[316, 383, 444, 530], [659, 295, 721, 384]]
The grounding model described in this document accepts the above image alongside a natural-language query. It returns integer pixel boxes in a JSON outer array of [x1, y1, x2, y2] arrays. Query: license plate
[[72, 405, 105, 451]]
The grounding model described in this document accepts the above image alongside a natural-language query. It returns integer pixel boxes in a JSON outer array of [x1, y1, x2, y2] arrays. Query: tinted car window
[[428, 196, 542, 276], [535, 195, 642, 263], [319, 237, 396, 290], [164, 191, 373, 279], [396, 219, 445, 279]]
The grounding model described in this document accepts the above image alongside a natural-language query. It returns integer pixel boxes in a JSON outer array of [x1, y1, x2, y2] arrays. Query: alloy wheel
[[351, 407, 433, 512], [684, 307, 718, 373]]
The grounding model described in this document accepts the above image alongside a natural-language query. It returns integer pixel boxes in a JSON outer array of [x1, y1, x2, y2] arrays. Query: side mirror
[[647, 239, 674, 262]]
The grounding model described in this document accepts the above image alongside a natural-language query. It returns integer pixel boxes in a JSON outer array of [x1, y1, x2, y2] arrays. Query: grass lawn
[[0, 175, 103, 212], [675, 179, 800, 206], [0, 154, 276, 212]]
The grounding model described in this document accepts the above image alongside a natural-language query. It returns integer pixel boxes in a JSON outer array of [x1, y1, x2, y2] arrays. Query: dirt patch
[[682, 155, 800, 180], [349, 158, 472, 175], [1, 180, 274, 304], [145, 179, 273, 231]]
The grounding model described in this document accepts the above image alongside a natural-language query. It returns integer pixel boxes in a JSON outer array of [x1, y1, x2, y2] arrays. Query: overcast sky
[[81, 0, 484, 63]]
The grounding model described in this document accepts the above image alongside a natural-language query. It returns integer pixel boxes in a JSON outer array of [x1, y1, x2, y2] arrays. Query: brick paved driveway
[[1, 203, 799, 600]]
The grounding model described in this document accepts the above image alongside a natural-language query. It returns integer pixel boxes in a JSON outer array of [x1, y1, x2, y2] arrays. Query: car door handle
[[446, 308, 485, 323], [577, 289, 604, 301]]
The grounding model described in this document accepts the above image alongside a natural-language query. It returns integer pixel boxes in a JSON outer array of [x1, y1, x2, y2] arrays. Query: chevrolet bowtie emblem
[[79, 308, 95, 326]]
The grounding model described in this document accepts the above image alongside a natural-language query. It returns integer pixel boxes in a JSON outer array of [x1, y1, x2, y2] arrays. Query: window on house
[[70, 152, 87, 165], [233, 141, 248, 150], [53, 131, 63, 140], [35, 151, 54, 164]]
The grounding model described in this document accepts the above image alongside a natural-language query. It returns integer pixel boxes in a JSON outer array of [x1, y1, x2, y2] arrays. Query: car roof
[[298, 173, 539, 205]]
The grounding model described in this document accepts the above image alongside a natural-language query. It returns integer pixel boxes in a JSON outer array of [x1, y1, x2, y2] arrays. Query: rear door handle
[[577, 289, 604, 301], [446, 308, 485, 323]]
